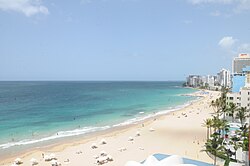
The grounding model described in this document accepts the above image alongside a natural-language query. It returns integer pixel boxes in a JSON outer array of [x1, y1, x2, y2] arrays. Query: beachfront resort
[[0, 0, 249, 165]]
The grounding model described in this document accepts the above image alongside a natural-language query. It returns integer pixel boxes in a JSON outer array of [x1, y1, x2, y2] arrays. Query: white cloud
[[218, 36, 237, 49], [187, 0, 250, 13], [218, 36, 250, 55], [0, 0, 49, 17], [234, 0, 250, 12], [238, 43, 250, 53]]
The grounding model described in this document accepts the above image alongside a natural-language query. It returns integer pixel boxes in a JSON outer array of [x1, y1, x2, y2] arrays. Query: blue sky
[[0, 0, 250, 81]]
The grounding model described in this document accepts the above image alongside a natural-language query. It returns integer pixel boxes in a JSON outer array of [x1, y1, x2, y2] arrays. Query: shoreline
[[0, 90, 220, 166], [0, 90, 200, 155]]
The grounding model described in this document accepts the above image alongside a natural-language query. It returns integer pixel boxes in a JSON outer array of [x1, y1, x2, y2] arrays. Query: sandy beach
[[0, 90, 221, 166]]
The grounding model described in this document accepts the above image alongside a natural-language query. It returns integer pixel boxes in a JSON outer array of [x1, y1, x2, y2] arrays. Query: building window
[[229, 97, 234, 100], [247, 74, 250, 84], [237, 97, 241, 100]]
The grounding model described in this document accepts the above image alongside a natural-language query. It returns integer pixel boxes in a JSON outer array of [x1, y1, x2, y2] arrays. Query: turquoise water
[[0, 81, 197, 153]]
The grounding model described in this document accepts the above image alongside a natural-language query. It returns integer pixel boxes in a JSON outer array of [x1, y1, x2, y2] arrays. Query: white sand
[[0, 90, 221, 166]]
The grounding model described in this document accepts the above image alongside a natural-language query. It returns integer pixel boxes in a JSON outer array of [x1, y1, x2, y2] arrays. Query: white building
[[206, 75, 215, 87], [186, 75, 202, 87], [217, 68, 231, 88]]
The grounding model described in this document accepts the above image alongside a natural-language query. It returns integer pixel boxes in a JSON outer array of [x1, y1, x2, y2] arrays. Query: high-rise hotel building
[[227, 54, 250, 108], [232, 53, 250, 92], [233, 53, 250, 73]]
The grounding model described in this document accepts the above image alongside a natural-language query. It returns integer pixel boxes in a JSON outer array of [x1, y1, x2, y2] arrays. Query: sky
[[0, 0, 250, 81]]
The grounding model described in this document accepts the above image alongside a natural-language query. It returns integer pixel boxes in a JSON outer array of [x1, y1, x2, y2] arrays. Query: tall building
[[227, 62, 250, 109], [217, 69, 231, 88], [232, 53, 250, 92], [233, 53, 250, 73], [206, 75, 216, 87], [186, 75, 202, 87]]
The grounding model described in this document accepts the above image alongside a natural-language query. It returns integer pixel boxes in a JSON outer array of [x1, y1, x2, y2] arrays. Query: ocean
[[0, 81, 197, 156]]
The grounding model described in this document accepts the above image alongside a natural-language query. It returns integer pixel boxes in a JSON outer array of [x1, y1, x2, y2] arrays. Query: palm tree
[[210, 99, 221, 117], [239, 123, 249, 152], [203, 118, 213, 140], [221, 106, 227, 120], [221, 87, 229, 99], [227, 103, 238, 122], [211, 116, 220, 134], [218, 119, 228, 139], [203, 133, 223, 166], [211, 117, 228, 139], [210, 100, 216, 111], [219, 96, 227, 120], [236, 107, 249, 126]]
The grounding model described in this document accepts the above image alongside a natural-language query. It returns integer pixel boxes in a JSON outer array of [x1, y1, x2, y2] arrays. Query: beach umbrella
[[14, 158, 22, 164], [118, 147, 127, 152], [158, 155, 183, 166], [44, 155, 51, 161], [91, 143, 98, 149], [100, 150, 107, 156], [96, 156, 108, 164], [50, 159, 57, 166], [149, 128, 155, 132], [136, 131, 140, 136], [107, 154, 113, 161], [50, 153, 56, 159], [100, 139, 107, 145], [30, 158, 38, 165], [128, 136, 134, 141], [93, 155, 99, 159]]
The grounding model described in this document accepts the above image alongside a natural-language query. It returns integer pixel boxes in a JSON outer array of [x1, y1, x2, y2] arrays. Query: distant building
[[201, 76, 207, 86], [186, 75, 202, 87], [217, 69, 231, 88], [206, 75, 215, 87], [186, 74, 217, 88], [233, 53, 250, 73]]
